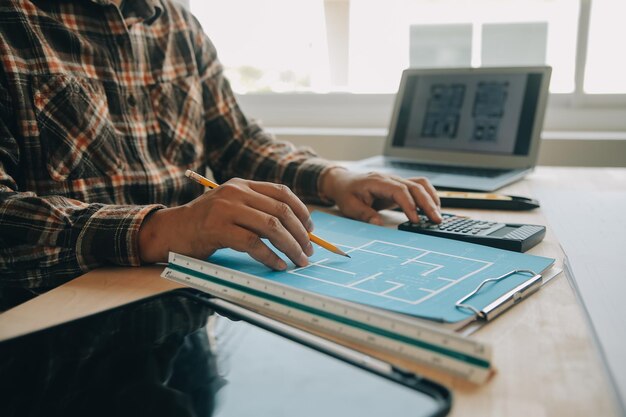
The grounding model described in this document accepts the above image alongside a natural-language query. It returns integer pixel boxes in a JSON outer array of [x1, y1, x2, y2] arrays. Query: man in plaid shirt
[[0, 0, 441, 310]]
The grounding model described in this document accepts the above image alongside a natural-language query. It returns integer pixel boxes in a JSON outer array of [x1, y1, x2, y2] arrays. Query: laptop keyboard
[[388, 161, 509, 178]]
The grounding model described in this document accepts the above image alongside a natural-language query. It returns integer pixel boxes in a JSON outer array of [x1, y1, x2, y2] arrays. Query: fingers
[[357, 176, 423, 223], [337, 173, 442, 225], [186, 179, 313, 270], [244, 189, 314, 257], [407, 177, 440, 208], [396, 177, 442, 223], [248, 182, 314, 232], [228, 225, 288, 271], [234, 204, 309, 269], [339, 194, 384, 226]]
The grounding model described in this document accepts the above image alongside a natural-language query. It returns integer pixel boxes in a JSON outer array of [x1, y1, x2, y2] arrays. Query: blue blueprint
[[207, 212, 555, 323]]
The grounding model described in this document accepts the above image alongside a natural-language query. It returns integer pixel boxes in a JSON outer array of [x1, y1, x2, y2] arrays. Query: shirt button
[[127, 94, 137, 107]]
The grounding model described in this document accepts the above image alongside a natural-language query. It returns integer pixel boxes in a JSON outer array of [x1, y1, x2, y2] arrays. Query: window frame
[[203, 0, 626, 133]]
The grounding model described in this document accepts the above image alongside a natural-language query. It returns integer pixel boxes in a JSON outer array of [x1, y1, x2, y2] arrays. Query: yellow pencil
[[307, 233, 350, 258], [184, 170, 350, 258], [185, 169, 219, 189]]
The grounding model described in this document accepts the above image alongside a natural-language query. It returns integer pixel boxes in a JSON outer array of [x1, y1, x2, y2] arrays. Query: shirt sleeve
[[186, 13, 338, 205], [0, 83, 163, 295]]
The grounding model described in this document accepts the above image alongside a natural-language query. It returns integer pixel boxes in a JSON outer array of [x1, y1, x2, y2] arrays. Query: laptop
[[353, 66, 552, 191]]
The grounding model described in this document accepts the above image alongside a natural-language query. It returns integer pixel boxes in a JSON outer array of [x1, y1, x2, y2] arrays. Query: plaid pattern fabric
[[0, 0, 333, 306]]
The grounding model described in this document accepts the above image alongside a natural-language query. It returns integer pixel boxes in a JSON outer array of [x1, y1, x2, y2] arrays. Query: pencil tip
[[345, 253, 351, 258]]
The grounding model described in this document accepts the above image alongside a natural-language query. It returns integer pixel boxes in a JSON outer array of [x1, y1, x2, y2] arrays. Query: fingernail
[[298, 252, 309, 267], [276, 260, 288, 270], [369, 217, 383, 226], [306, 218, 314, 232], [305, 242, 314, 256]]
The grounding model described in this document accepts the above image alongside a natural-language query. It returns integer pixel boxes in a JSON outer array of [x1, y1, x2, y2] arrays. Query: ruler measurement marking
[[164, 267, 491, 383], [170, 259, 486, 357], [166, 261, 489, 363]]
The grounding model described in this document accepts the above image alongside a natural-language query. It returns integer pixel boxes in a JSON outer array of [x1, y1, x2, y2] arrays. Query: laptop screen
[[391, 71, 545, 156]]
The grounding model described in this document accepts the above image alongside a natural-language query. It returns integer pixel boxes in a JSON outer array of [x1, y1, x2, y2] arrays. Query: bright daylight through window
[[585, 0, 626, 93], [190, 0, 626, 131], [192, 0, 583, 94]]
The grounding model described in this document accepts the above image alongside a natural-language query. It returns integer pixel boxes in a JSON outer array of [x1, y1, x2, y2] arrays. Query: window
[[190, 0, 328, 93], [190, 0, 626, 131], [584, 0, 626, 93]]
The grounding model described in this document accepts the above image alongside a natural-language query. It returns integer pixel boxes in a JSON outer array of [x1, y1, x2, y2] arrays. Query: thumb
[[339, 196, 383, 226]]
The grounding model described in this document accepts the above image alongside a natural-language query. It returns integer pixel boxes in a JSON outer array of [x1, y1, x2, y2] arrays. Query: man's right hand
[[138, 178, 315, 270]]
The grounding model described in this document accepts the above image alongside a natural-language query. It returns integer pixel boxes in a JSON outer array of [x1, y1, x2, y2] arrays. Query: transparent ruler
[[162, 252, 493, 384]]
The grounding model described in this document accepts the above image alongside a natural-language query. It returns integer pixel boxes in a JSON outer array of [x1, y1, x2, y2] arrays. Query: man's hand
[[138, 178, 314, 270], [320, 168, 442, 226]]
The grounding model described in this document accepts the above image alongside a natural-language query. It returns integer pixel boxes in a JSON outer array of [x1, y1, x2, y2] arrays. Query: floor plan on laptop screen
[[207, 212, 554, 323], [403, 73, 527, 155]]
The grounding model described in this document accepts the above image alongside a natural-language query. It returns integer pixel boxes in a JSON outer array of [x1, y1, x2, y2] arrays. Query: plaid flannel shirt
[[0, 0, 334, 308]]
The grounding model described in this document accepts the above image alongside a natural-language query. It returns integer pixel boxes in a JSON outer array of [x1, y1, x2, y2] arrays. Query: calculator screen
[[487, 225, 519, 237]]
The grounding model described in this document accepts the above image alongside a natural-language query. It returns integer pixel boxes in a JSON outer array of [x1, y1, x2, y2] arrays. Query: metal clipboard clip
[[455, 269, 542, 321]]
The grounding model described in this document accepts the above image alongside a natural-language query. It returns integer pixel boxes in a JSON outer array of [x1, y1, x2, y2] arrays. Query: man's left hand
[[320, 168, 442, 226]]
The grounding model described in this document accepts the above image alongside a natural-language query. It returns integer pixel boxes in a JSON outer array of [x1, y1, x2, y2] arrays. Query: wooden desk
[[0, 167, 622, 417]]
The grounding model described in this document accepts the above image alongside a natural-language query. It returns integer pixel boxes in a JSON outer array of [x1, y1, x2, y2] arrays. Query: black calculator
[[398, 212, 546, 252]]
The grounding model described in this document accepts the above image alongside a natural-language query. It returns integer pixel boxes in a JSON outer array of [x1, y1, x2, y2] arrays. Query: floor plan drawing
[[421, 83, 466, 139], [288, 240, 492, 306], [471, 81, 509, 142], [206, 212, 555, 323]]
